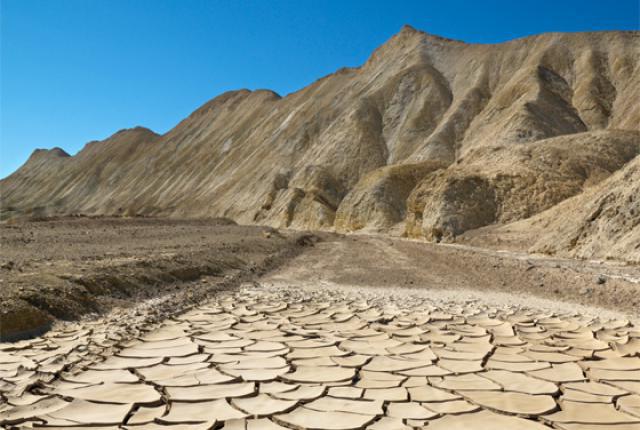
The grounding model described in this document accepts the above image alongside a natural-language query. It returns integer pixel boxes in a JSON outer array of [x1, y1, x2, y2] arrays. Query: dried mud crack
[[1, 284, 639, 429], [2, 219, 640, 429]]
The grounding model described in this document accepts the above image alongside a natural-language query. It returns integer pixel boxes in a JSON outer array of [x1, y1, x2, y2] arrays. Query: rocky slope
[[2, 26, 639, 261], [460, 155, 640, 263]]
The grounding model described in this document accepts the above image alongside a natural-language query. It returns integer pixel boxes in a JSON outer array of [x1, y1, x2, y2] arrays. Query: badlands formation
[[1, 26, 639, 261], [2, 26, 640, 429]]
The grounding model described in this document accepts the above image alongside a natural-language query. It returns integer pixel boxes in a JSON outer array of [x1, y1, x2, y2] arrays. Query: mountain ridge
[[2, 26, 639, 261]]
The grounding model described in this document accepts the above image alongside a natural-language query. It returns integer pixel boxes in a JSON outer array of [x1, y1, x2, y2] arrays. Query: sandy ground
[[269, 233, 640, 317]]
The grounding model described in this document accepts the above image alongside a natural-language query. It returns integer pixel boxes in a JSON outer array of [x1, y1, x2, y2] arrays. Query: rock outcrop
[[462, 155, 640, 263], [405, 130, 640, 241], [531, 156, 640, 262], [2, 26, 639, 261], [335, 161, 446, 232]]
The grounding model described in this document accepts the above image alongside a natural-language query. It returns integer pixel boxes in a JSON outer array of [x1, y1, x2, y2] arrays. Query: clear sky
[[1, 0, 638, 178]]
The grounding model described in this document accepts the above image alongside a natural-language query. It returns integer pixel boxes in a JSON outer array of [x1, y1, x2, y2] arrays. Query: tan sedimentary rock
[[2, 27, 638, 261]]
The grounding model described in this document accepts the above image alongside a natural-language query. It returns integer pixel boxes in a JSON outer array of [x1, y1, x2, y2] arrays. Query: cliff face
[[2, 27, 639, 260]]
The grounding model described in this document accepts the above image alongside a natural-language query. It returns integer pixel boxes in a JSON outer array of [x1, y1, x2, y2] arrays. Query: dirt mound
[[536, 156, 640, 261], [335, 161, 445, 232], [0, 217, 319, 341], [406, 130, 640, 241], [532, 166, 640, 262], [462, 155, 640, 263], [1, 27, 638, 261]]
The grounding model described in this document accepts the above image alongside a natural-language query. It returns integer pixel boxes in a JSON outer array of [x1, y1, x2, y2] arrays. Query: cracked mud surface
[[2, 224, 640, 429], [2, 283, 640, 429]]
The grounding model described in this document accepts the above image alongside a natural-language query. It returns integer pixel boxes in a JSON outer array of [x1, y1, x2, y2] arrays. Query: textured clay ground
[[2, 223, 640, 429], [1, 282, 640, 429]]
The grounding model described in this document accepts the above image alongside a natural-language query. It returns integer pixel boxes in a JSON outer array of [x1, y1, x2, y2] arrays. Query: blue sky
[[1, 0, 638, 178]]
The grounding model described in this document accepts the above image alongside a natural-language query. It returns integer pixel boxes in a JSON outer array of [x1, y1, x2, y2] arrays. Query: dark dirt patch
[[0, 217, 319, 341]]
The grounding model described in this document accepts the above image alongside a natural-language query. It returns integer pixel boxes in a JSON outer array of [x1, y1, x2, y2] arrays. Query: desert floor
[[1, 219, 640, 429]]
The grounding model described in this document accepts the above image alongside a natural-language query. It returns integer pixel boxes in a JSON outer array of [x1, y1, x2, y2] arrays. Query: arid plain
[[1, 218, 639, 429]]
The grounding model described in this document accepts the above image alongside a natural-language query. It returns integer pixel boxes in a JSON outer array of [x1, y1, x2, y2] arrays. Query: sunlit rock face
[[2, 27, 639, 260]]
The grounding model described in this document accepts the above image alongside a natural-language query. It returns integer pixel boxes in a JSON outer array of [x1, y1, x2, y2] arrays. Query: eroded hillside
[[2, 26, 639, 260]]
